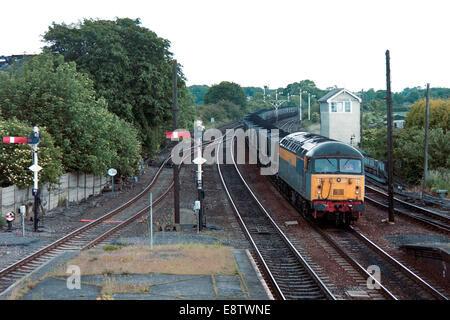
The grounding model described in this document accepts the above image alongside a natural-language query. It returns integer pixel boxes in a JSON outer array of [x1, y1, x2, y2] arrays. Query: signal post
[[2, 126, 42, 232]]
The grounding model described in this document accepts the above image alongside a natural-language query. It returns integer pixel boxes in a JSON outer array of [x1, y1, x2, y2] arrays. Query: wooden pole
[[422, 83, 430, 199], [172, 60, 180, 225], [385, 50, 395, 224]]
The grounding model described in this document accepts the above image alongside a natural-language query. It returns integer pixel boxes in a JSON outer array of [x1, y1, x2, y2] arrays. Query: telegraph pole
[[172, 59, 180, 225], [385, 50, 395, 224], [360, 89, 364, 149], [299, 89, 303, 121], [422, 83, 430, 199]]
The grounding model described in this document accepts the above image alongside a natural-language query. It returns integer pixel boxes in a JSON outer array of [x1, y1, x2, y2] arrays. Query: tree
[[43, 18, 191, 154], [203, 81, 247, 108], [0, 53, 142, 177], [362, 126, 449, 184], [394, 128, 449, 184], [405, 98, 449, 132], [188, 85, 209, 105]]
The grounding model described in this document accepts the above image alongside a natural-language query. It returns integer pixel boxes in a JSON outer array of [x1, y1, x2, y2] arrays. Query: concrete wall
[[0, 172, 107, 219]]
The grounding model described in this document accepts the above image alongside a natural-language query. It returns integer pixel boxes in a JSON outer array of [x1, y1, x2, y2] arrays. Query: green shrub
[[426, 169, 450, 193], [103, 244, 120, 251], [0, 216, 6, 229]]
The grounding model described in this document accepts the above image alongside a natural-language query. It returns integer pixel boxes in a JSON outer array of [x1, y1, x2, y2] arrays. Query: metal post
[[20, 205, 25, 237], [308, 93, 311, 120], [422, 83, 430, 199], [31, 128, 40, 232], [149, 192, 153, 249], [172, 59, 180, 225], [385, 50, 395, 224], [275, 90, 279, 123], [360, 89, 364, 149], [111, 176, 114, 196], [299, 89, 302, 121], [193, 120, 205, 232]]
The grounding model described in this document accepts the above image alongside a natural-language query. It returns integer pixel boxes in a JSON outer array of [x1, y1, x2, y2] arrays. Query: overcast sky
[[1, 0, 449, 92]]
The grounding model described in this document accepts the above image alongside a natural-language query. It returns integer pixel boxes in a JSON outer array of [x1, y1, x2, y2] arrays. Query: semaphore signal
[[3, 136, 28, 144], [2, 126, 42, 232]]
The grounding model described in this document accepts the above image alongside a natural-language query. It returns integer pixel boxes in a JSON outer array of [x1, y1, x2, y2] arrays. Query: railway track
[[278, 118, 300, 133], [265, 171, 448, 300], [365, 184, 450, 232], [0, 155, 173, 295], [324, 226, 448, 300], [0, 121, 242, 296], [217, 132, 335, 300]]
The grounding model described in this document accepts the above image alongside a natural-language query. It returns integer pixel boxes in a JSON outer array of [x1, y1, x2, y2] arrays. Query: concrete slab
[[2, 241, 271, 300], [21, 277, 101, 300], [346, 290, 370, 298]]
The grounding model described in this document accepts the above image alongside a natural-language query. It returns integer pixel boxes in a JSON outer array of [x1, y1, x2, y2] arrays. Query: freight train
[[243, 106, 365, 226]]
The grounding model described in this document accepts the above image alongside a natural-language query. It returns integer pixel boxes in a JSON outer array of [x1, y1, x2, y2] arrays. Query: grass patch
[[103, 244, 121, 251], [427, 169, 450, 196], [54, 243, 237, 276]]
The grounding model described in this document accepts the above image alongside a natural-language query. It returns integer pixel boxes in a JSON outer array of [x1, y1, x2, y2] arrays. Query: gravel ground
[[113, 161, 250, 249], [1, 144, 250, 273], [0, 148, 168, 271]]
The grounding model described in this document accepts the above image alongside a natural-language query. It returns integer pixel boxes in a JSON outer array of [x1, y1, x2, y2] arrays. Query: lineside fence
[[0, 172, 108, 223]]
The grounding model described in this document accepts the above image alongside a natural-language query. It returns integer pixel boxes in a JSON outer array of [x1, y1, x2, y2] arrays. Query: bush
[[426, 169, 450, 193], [0, 216, 6, 229]]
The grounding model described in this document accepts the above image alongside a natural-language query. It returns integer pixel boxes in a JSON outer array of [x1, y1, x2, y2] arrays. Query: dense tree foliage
[[0, 53, 141, 178], [284, 80, 325, 101], [203, 81, 247, 108], [362, 126, 449, 184], [188, 85, 209, 105], [43, 18, 193, 154], [0, 118, 63, 188], [243, 87, 264, 98], [405, 98, 449, 132]]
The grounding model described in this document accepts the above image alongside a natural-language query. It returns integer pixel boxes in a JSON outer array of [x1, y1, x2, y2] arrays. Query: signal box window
[[345, 101, 351, 112]]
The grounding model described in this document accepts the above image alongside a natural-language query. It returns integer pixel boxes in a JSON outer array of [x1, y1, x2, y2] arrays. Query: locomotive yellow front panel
[[310, 174, 365, 201]]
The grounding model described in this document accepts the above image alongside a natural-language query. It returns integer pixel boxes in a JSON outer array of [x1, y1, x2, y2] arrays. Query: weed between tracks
[[54, 242, 237, 276]]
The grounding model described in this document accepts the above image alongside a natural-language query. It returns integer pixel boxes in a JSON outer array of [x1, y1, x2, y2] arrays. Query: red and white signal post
[[2, 126, 42, 232]]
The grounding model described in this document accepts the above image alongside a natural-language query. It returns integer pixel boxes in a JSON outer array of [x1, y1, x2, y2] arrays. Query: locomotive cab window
[[340, 159, 362, 173], [314, 158, 338, 173]]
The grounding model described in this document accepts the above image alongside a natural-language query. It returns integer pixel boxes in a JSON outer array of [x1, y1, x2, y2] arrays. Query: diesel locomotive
[[244, 106, 365, 226]]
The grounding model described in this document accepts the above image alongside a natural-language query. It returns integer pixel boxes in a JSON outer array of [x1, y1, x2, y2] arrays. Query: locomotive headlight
[[337, 178, 341, 182], [355, 185, 360, 194]]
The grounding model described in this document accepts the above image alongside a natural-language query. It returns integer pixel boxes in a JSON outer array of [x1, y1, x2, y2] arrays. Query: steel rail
[[217, 132, 335, 300], [366, 185, 449, 220], [349, 226, 448, 300], [365, 193, 450, 232], [0, 155, 170, 280], [0, 121, 241, 295]]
